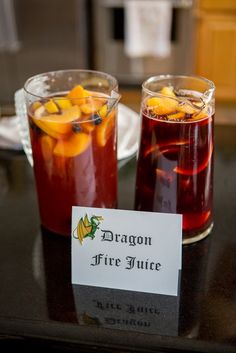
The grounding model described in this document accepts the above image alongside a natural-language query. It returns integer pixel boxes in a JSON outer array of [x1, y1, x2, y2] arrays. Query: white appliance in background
[[92, 0, 194, 84], [0, 0, 89, 107]]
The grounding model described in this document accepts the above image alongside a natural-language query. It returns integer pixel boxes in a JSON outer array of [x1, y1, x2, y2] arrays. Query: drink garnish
[[54, 98, 72, 110], [145, 86, 210, 122], [147, 96, 178, 115], [30, 85, 116, 150], [44, 99, 59, 113], [96, 111, 115, 146], [144, 140, 191, 158], [92, 113, 102, 125], [72, 124, 82, 133], [33, 105, 81, 138], [53, 132, 91, 157], [173, 142, 213, 175], [67, 84, 90, 105], [40, 135, 56, 161]]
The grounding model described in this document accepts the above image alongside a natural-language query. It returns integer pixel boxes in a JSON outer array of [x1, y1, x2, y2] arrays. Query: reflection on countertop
[[0, 125, 236, 352]]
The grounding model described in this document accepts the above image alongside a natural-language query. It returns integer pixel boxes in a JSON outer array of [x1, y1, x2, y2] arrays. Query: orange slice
[[81, 120, 95, 133], [99, 104, 108, 118], [54, 98, 72, 110], [160, 86, 176, 97], [178, 101, 196, 115], [67, 85, 90, 105], [174, 142, 213, 175], [44, 99, 59, 113], [40, 135, 56, 161], [80, 96, 105, 115], [147, 96, 178, 115], [80, 102, 100, 115], [41, 105, 81, 124], [144, 140, 190, 158], [31, 101, 42, 112], [168, 112, 185, 120], [32, 120, 64, 139], [53, 132, 91, 157], [80, 103, 95, 115], [193, 109, 208, 121], [33, 105, 81, 139], [96, 111, 115, 147]]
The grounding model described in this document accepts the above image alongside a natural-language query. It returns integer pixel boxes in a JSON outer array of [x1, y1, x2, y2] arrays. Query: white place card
[[71, 207, 182, 296]]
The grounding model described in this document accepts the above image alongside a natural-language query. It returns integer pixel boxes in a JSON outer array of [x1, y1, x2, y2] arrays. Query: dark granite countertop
[[0, 124, 235, 352]]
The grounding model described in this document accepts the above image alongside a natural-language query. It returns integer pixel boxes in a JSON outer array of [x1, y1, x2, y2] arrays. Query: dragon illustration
[[73, 214, 103, 244]]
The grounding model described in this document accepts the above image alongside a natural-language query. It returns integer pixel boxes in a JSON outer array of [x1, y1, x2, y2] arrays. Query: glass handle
[[14, 89, 33, 166]]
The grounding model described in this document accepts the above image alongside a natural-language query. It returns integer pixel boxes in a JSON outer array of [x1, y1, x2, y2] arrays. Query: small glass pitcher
[[15, 69, 120, 236]]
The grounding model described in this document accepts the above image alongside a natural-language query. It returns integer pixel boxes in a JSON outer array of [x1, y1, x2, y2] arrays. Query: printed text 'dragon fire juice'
[[135, 75, 215, 244], [24, 70, 120, 236]]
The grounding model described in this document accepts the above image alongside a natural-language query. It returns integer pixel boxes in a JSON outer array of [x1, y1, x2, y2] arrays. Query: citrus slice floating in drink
[[147, 96, 178, 115], [80, 97, 105, 115], [177, 101, 196, 114], [168, 112, 185, 121], [144, 140, 191, 158], [44, 99, 59, 113], [96, 110, 115, 147], [33, 105, 81, 139], [174, 142, 213, 175], [160, 86, 176, 97], [40, 135, 56, 161], [67, 84, 90, 105], [54, 98, 72, 110], [53, 132, 91, 157]]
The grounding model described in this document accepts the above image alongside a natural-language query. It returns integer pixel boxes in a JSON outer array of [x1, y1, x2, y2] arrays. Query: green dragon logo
[[73, 214, 103, 244]]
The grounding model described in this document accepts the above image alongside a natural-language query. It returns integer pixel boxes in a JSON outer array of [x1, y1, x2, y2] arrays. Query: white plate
[[118, 103, 140, 160]]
